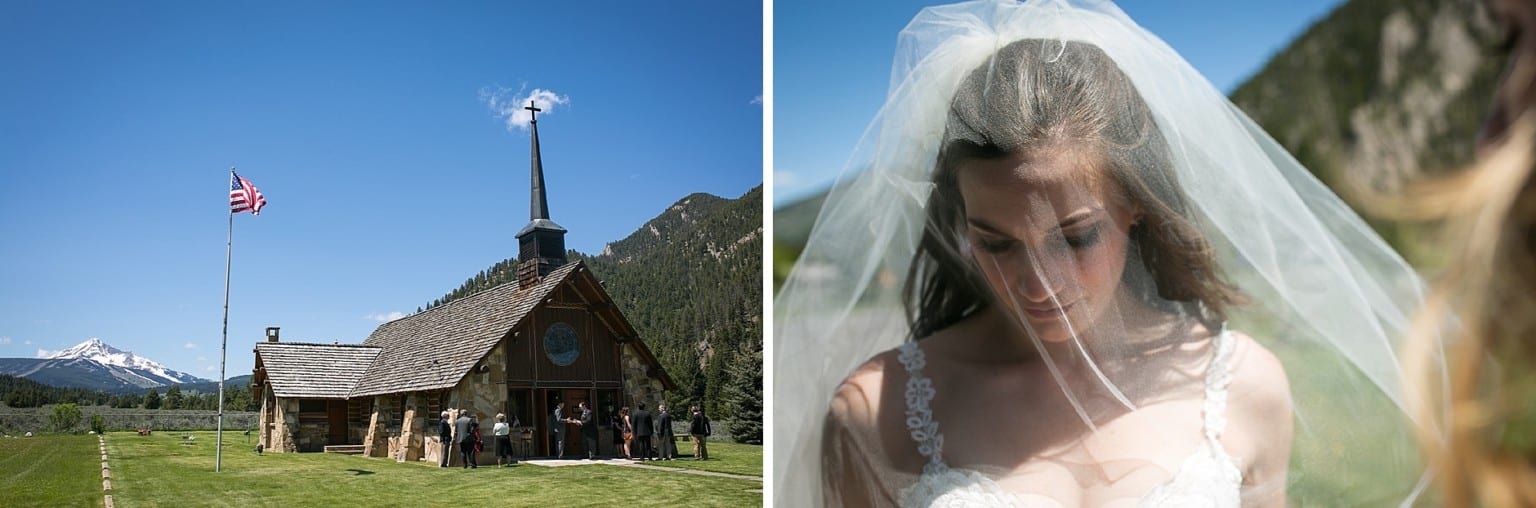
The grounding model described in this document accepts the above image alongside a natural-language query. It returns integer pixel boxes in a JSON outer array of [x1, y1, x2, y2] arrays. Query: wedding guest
[[657, 403, 677, 460], [620, 406, 634, 459], [455, 409, 477, 469], [438, 409, 453, 468], [578, 401, 598, 460], [609, 408, 625, 458], [689, 405, 711, 461], [550, 401, 567, 459], [632, 403, 655, 461], [493, 413, 514, 467]]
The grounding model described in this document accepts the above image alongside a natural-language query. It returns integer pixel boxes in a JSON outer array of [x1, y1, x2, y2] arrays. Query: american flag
[[230, 171, 267, 215]]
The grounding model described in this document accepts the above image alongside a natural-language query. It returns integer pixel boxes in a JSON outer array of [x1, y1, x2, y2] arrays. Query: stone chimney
[[265, 327, 280, 343]]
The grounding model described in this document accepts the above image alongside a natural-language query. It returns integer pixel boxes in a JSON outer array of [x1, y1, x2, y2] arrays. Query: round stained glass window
[[544, 322, 580, 366]]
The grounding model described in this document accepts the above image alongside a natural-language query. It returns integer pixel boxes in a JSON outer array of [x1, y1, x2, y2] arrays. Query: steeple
[[516, 100, 569, 289], [528, 102, 550, 221]]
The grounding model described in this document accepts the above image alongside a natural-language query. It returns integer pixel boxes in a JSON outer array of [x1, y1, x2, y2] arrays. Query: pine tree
[[164, 385, 183, 410], [703, 346, 729, 417], [143, 388, 161, 410], [723, 339, 763, 444]]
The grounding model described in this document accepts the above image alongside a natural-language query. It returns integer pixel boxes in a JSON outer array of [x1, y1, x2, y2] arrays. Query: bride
[[774, 1, 1447, 506]]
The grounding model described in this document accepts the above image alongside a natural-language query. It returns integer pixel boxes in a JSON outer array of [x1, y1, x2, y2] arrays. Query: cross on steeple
[[525, 101, 541, 123]]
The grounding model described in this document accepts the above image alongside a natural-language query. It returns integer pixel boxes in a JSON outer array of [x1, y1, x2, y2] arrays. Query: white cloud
[[23, 340, 32, 345], [204, 365, 216, 372], [480, 85, 570, 132], [751, 94, 763, 105], [0, 336, 10, 345], [183, 342, 198, 350], [36, 349, 58, 359], [366, 311, 407, 323]]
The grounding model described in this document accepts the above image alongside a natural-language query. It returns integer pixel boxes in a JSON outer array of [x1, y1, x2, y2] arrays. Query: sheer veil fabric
[[774, 0, 1448, 506]]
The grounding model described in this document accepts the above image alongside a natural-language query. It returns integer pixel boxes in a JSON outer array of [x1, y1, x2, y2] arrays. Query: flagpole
[[217, 167, 235, 472]]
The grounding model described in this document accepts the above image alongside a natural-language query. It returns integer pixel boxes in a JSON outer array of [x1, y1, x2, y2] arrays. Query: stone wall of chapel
[[621, 343, 667, 411]]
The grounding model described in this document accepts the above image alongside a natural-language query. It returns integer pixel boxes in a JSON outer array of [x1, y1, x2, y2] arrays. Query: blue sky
[[0, 1, 763, 381], [773, 0, 1347, 206]]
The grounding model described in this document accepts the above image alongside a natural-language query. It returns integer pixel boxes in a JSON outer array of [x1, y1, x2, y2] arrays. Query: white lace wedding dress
[[895, 331, 1243, 507]]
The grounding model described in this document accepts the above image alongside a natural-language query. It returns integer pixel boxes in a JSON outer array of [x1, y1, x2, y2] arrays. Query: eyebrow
[[966, 208, 1102, 237]]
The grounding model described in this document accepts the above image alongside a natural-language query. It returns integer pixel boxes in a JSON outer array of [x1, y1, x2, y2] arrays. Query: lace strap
[[897, 342, 947, 475], [1202, 330, 1236, 442]]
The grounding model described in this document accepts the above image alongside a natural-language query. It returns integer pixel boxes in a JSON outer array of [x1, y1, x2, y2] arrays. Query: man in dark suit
[[438, 410, 453, 467], [577, 401, 598, 460], [455, 409, 477, 468], [631, 402, 655, 461], [689, 405, 711, 460], [550, 402, 567, 459], [656, 403, 676, 460]]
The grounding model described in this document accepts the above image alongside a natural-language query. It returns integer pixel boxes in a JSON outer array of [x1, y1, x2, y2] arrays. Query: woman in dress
[[774, 1, 1447, 506], [620, 406, 635, 460]]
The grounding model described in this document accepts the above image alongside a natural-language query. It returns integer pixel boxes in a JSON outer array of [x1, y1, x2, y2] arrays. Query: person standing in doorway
[[609, 408, 625, 458], [632, 403, 655, 461], [657, 403, 676, 460], [689, 405, 711, 461], [577, 401, 598, 460], [550, 401, 567, 459]]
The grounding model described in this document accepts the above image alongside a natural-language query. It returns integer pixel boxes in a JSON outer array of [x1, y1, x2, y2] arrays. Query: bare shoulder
[[825, 348, 901, 432], [1224, 331, 1292, 411], [1224, 330, 1294, 498]]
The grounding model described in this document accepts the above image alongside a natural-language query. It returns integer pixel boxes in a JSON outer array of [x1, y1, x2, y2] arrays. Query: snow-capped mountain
[[0, 338, 208, 392], [44, 338, 201, 384]]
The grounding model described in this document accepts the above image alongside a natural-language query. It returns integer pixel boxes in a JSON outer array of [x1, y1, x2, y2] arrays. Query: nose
[[1016, 253, 1058, 304]]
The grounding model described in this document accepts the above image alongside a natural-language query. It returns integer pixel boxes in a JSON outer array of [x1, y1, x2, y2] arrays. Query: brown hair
[[1377, 115, 1536, 506], [905, 39, 1240, 339]]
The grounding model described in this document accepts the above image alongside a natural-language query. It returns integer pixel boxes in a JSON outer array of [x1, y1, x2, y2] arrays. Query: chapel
[[250, 105, 675, 462]]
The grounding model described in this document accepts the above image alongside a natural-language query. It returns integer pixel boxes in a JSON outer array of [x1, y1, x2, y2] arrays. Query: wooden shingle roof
[[254, 342, 382, 399], [349, 262, 583, 398]]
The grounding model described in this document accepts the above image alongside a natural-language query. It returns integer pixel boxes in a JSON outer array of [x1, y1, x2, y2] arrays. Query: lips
[[1021, 300, 1075, 320]]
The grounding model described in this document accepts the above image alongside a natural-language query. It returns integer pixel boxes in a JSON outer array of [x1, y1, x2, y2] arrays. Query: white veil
[[774, 0, 1448, 505]]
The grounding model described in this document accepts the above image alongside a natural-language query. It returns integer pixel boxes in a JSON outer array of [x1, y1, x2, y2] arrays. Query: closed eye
[[1064, 225, 1101, 249], [976, 236, 1016, 254]]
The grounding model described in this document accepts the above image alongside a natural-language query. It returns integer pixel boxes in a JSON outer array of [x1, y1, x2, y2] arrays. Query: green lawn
[[103, 431, 760, 507], [647, 439, 763, 477], [0, 434, 104, 508]]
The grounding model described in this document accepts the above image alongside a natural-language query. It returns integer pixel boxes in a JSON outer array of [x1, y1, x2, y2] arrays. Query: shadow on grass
[[344, 468, 374, 475]]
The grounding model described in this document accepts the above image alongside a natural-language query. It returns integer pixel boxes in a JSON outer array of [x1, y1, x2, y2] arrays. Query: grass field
[[0, 434, 104, 507], [2, 432, 761, 507], [640, 439, 763, 477]]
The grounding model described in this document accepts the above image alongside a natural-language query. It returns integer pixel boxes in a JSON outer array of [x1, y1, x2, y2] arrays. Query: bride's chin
[[1026, 325, 1074, 344]]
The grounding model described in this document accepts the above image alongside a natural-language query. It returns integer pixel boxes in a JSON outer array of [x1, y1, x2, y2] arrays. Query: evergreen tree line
[[1, 374, 257, 411], [417, 186, 765, 441]]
